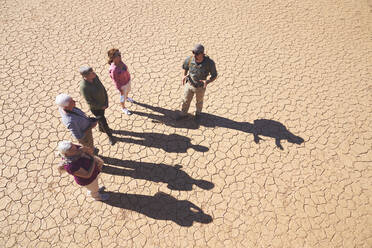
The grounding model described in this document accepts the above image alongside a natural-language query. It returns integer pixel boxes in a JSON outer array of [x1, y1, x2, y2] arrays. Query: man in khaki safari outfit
[[177, 44, 217, 121]]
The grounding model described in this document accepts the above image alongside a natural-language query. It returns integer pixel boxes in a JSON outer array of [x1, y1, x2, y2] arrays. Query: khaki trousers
[[181, 83, 206, 115], [78, 129, 94, 149], [84, 176, 100, 200], [84, 156, 104, 200]]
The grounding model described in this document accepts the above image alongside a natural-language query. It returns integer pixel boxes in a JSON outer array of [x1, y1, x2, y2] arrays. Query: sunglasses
[[193, 51, 202, 55], [114, 51, 121, 57]]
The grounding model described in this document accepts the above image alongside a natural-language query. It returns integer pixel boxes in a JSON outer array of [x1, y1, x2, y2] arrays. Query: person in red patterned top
[[57, 140, 109, 201], [108, 48, 134, 115]]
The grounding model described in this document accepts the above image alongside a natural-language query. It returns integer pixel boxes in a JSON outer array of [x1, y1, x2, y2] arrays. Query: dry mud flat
[[0, 0, 371, 247]]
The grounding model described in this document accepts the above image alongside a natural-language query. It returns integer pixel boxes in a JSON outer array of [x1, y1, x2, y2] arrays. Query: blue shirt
[[59, 107, 92, 139]]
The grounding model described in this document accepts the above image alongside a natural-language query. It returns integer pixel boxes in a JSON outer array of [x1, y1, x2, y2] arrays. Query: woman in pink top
[[108, 48, 134, 115]]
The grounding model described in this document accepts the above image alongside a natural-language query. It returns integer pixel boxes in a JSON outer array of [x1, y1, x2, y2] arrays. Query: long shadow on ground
[[103, 191, 212, 227], [112, 130, 208, 153], [100, 156, 214, 191], [130, 101, 199, 129], [132, 101, 304, 150]]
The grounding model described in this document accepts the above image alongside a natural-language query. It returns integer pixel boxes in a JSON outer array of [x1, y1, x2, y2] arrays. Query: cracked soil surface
[[0, 0, 371, 247]]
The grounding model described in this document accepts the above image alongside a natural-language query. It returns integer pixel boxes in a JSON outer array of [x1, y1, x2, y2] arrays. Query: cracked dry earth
[[1, 0, 371, 247]]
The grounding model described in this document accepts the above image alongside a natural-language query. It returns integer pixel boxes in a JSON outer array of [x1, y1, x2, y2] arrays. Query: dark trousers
[[91, 109, 112, 137]]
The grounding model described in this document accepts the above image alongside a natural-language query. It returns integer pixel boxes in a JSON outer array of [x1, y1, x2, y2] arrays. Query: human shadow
[[112, 130, 208, 153], [198, 115, 304, 150], [132, 101, 304, 150], [131, 101, 199, 129], [100, 156, 214, 191], [103, 191, 213, 227]]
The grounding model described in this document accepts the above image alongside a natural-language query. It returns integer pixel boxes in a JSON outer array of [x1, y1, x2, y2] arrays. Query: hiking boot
[[195, 112, 202, 121], [109, 136, 116, 146]]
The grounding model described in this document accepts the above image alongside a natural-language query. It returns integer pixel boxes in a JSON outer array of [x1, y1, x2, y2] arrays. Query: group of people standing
[[56, 44, 218, 201], [55, 48, 134, 150]]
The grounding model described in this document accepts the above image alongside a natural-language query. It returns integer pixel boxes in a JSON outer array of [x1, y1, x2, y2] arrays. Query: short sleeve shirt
[[64, 156, 100, 186], [109, 61, 131, 90], [182, 55, 217, 82]]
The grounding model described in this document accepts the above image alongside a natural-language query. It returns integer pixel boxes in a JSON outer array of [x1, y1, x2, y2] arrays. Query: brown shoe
[[194, 113, 202, 121]]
